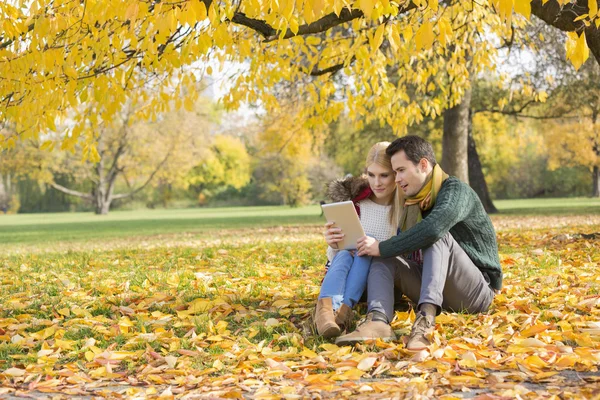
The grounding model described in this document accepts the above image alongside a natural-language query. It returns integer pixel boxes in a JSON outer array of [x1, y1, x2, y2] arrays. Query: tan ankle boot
[[405, 311, 435, 351], [335, 311, 396, 346], [335, 304, 353, 332], [315, 298, 341, 338]]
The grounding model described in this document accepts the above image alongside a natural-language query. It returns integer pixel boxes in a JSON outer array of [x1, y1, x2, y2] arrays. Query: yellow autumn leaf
[[415, 22, 434, 51], [448, 376, 484, 385], [108, 351, 140, 360], [320, 343, 340, 352], [3, 368, 26, 377], [524, 355, 548, 369], [213, 359, 224, 370], [187, 298, 214, 314], [167, 273, 180, 287], [520, 323, 549, 338], [566, 31, 590, 71], [331, 368, 365, 380], [359, 0, 376, 19], [514, 0, 531, 19], [590, 0, 599, 17], [300, 347, 318, 358], [371, 24, 385, 54], [85, 351, 95, 361], [357, 356, 377, 371], [31, 325, 56, 340], [271, 299, 291, 308], [193, 0, 209, 20]]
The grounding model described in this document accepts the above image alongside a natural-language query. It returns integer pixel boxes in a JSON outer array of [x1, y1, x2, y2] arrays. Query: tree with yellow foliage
[[187, 135, 252, 202], [543, 61, 600, 197], [2, 0, 600, 190], [33, 99, 215, 214], [0, 1, 565, 149]]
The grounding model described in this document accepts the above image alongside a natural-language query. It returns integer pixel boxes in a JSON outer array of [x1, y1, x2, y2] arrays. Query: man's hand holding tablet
[[356, 235, 380, 257]]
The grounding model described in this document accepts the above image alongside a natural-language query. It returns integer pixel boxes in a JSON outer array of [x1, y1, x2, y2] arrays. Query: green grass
[[0, 205, 323, 245], [494, 197, 600, 215], [0, 197, 599, 246]]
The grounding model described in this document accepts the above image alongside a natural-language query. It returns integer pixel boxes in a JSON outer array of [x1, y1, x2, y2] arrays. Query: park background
[[2, 0, 600, 398]]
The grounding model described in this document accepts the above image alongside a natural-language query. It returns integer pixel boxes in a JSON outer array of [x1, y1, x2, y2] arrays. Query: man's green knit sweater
[[379, 176, 502, 290]]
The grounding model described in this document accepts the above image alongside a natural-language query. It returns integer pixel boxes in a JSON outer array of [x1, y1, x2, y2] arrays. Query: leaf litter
[[0, 216, 600, 398]]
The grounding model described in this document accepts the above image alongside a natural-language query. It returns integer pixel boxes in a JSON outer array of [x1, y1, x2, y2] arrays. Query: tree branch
[[230, 12, 277, 37], [106, 113, 132, 184], [530, 0, 587, 33], [474, 108, 587, 119], [110, 144, 173, 201], [310, 59, 349, 76], [230, 3, 417, 42], [265, 9, 365, 42], [48, 182, 93, 200], [530, 0, 600, 65]]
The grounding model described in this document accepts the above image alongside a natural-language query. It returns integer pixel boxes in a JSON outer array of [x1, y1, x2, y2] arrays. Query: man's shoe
[[335, 311, 396, 346], [405, 311, 435, 351], [314, 298, 341, 338], [335, 304, 353, 332]]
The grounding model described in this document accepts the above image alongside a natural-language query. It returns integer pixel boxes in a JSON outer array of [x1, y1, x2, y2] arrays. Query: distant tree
[[187, 135, 252, 202], [41, 101, 213, 214]]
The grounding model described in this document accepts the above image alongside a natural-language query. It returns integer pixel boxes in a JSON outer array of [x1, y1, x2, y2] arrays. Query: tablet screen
[[321, 201, 366, 250]]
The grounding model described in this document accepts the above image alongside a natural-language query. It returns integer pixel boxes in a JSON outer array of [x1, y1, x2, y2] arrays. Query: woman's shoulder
[[326, 175, 370, 203]]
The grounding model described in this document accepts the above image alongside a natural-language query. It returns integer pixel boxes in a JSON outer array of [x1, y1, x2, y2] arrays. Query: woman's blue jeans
[[318, 250, 372, 311]]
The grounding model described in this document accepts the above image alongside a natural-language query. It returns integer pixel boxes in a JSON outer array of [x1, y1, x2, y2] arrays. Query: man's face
[[391, 150, 430, 197]]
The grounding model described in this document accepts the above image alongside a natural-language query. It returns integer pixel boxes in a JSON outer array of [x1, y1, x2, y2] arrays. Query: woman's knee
[[329, 250, 354, 272], [335, 249, 353, 258]]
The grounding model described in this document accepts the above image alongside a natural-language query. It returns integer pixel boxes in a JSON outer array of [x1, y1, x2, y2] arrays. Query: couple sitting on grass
[[316, 135, 502, 350]]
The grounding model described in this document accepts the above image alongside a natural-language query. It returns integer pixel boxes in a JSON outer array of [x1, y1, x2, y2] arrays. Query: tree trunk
[[95, 199, 111, 215], [442, 87, 472, 184], [467, 113, 498, 213], [592, 112, 599, 198], [594, 166, 600, 197], [93, 183, 112, 215], [0, 173, 8, 212]]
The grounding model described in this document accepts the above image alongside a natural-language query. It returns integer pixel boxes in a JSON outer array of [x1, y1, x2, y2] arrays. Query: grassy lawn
[[1, 199, 600, 397], [0, 197, 599, 246], [494, 197, 600, 215], [1, 213, 600, 397], [0, 205, 323, 245]]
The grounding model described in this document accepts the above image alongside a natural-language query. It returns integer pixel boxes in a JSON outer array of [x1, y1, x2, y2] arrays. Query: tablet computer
[[321, 200, 365, 250]]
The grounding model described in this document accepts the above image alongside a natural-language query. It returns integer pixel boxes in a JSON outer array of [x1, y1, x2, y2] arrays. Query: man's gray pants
[[368, 232, 495, 322]]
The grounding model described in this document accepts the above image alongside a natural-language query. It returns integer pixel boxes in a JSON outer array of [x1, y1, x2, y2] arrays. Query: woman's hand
[[323, 221, 344, 249]]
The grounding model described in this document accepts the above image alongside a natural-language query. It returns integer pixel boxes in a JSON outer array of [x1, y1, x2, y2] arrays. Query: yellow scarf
[[399, 164, 449, 232]]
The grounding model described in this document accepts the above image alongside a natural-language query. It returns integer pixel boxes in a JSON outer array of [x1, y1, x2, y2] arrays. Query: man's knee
[[368, 258, 397, 279], [424, 232, 455, 252]]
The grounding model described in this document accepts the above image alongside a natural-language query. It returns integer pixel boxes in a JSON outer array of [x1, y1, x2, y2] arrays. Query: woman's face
[[366, 162, 396, 203]]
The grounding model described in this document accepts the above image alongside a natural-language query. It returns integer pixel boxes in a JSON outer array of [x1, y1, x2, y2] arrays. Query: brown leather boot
[[335, 311, 396, 346], [405, 311, 435, 351], [314, 298, 341, 338], [335, 304, 353, 332]]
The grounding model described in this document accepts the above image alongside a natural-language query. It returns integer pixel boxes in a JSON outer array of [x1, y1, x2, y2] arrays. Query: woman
[[315, 142, 399, 338]]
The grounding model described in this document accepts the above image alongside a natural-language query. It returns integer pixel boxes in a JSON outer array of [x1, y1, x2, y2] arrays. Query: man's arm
[[379, 179, 474, 258]]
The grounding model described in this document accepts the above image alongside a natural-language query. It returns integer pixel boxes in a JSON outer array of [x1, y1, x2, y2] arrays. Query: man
[[335, 135, 501, 350]]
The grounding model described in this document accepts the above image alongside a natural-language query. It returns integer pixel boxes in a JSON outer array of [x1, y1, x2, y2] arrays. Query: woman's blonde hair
[[365, 141, 400, 234]]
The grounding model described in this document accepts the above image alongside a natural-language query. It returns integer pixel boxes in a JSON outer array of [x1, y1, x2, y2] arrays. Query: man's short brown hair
[[386, 135, 437, 166]]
